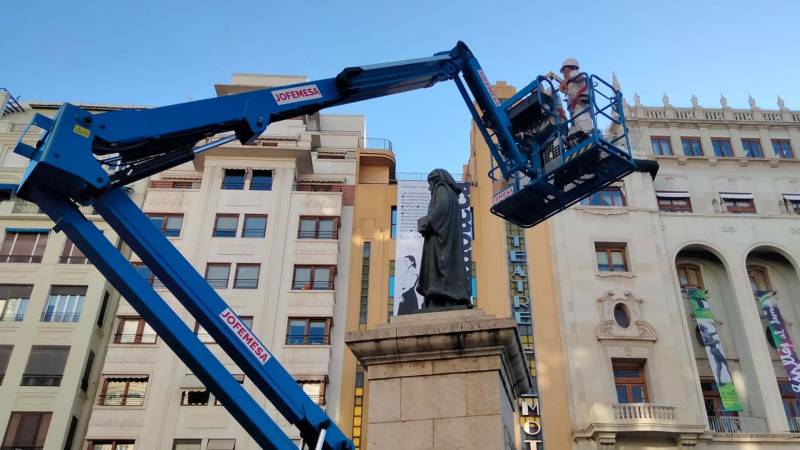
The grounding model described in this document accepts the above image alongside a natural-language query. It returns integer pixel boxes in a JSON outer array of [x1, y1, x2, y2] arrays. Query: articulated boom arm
[[11, 42, 637, 450]]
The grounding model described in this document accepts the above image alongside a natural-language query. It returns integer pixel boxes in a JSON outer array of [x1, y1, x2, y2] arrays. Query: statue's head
[[427, 168, 461, 193]]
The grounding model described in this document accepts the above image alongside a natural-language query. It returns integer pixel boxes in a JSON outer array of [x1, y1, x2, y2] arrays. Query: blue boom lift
[[9, 42, 636, 450]]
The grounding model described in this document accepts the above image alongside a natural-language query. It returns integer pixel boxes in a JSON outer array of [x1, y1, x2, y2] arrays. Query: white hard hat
[[561, 58, 579, 70]]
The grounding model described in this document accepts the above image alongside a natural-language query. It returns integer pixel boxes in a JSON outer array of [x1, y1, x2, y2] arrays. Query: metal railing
[[13, 200, 97, 215], [0, 254, 43, 264], [707, 415, 768, 433], [98, 393, 146, 406], [789, 416, 800, 433], [58, 255, 89, 264], [285, 334, 331, 345], [232, 278, 259, 289], [40, 312, 81, 323], [20, 374, 62, 386], [297, 230, 338, 240], [359, 137, 393, 151], [612, 403, 676, 422], [113, 333, 157, 344], [291, 280, 335, 291], [205, 278, 229, 289]]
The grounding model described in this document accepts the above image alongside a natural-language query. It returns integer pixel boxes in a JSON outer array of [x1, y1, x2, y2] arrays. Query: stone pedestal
[[346, 309, 531, 450]]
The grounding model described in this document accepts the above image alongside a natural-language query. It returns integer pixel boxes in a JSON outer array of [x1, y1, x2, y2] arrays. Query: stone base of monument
[[346, 309, 531, 450]]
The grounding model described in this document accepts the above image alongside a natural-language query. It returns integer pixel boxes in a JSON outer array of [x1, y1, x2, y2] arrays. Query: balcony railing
[[707, 415, 768, 433], [285, 334, 331, 345], [40, 312, 81, 323], [0, 254, 43, 263], [13, 200, 97, 215], [98, 393, 145, 406], [20, 374, 62, 386], [291, 280, 335, 291], [58, 255, 89, 264], [114, 333, 157, 344], [297, 230, 338, 239], [612, 403, 677, 422], [789, 416, 800, 433], [359, 137, 393, 151]]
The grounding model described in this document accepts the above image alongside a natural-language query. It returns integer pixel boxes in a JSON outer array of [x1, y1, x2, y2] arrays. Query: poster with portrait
[[688, 288, 743, 411], [393, 179, 472, 316], [758, 291, 800, 396]]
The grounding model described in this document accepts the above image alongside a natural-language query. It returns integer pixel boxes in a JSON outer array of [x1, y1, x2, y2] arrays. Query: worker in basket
[[558, 58, 592, 147]]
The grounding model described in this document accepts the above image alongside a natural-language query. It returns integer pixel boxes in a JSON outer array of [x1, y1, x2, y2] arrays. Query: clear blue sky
[[3, 0, 798, 173]]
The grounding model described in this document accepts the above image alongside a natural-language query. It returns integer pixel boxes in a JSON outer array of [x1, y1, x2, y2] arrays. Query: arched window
[[747, 265, 772, 293], [676, 263, 704, 289]]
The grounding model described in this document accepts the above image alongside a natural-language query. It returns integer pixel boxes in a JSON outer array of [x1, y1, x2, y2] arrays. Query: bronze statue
[[416, 169, 471, 309]]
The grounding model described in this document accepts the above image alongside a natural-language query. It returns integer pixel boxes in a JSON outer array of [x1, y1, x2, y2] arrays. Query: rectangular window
[[579, 186, 626, 206], [741, 138, 764, 158], [205, 263, 231, 289], [681, 137, 703, 157], [656, 192, 693, 212], [595, 243, 628, 272], [390, 206, 398, 239], [64, 415, 78, 450], [0, 284, 33, 322], [292, 265, 335, 290], [358, 243, 370, 328], [2, 412, 52, 449], [286, 318, 331, 345], [81, 351, 95, 392], [0, 230, 48, 263], [250, 170, 273, 191], [88, 440, 135, 450], [650, 136, 672, 155], [133, 263, 164, 289], [241, 215, 267, 238], [59, 238, 88, 264], [772, 139, 794, 159], [195, 316, 252, 344], [711, 138, 734, 157], [701, 379, 738, 419], [222, 169, 245, 190], [785, 195, 800, 215], [172, 439, 201, 450], [721, 193, 756, 214], [147, 213, 184, 237], [115, 317, 157, 344], [99, 376, 148, 406], [298, 216, 339, 239], [213, 214, 239, 237], [42, 285, 87, 323], [97, 291, 109, 328], [233, 264, 260, 289], [299, 379, 327, 406], [613, 360, 648, 403], [0, 345, 12, 385], [21, 346, 70, 386]]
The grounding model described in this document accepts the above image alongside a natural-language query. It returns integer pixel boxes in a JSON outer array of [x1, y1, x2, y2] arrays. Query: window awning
[[655, 191, 690, 198], [719, 193, 753, 200], [181, 374, 205, 390], [783, 194, 800, 201]]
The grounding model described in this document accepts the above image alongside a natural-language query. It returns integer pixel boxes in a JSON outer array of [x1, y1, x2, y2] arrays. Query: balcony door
[[613, 359, 648, 403]]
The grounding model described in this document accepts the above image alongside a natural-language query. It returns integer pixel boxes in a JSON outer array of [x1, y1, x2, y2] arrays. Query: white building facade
[[0, 91, 143, 450], [542, 93, 800, 449], [83, 75, 361, 450]]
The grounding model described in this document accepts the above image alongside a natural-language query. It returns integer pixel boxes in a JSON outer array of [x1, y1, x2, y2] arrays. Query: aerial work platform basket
[[488, 74, 636, 227]]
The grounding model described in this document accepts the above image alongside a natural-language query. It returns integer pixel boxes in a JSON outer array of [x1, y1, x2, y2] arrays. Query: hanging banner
[[393, 179, 472, 315], [688, 289, 743, 411], [758, 291, 800, 395]]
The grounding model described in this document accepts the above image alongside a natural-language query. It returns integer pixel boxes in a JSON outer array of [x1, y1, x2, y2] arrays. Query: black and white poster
[[393, 180, 472, 316]]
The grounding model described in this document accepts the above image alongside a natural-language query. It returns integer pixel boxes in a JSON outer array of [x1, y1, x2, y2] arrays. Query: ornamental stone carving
[[596, 290, 657, 341]]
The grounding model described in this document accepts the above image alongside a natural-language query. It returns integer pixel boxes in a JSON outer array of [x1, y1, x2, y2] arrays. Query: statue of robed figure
[[416, 169, 471, 309]]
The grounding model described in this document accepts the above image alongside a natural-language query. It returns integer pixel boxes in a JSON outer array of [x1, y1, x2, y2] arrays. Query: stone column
[[346, 309, 531, 450]]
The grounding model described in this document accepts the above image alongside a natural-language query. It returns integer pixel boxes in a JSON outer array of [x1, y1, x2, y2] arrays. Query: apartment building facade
[[0, 92, 143, 450], [82, 75, 362, 450], [534, 90, 800, 449]]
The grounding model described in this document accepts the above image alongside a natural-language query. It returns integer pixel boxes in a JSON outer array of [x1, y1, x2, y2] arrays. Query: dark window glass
[[741, 138, 764, 158], [292, 265, 335, 290], [213, 214, 238, 237], [64, 415, 78, 450], [681, 137, 703, 157], [42, 285, 87, 323], [579, 187, 626, 206], [657, 194, 693, 212], [81, 350, 95, 392], [115, 317, 157, 344], [250, 170, 273, 191], [133, 263, 164, 289], [59, 238, 88, 264], [0, 284, 33, 322], [147, 213, 183, 237], [233, 264, 260, 289], [390, 206, 398, 239], [298, 217, 339, 239], [2, 412, 52, 449], [222, 169, 245, 190], [711, 138, 733, 157], [0, 345, 12, 385], [651, 137, 672, 155], [0, 231, 48, 263], [97, 291, 110, 328], [241, 215, 267, 238], [721, 196, 756, 214], [613, 304, 630, 328], [205, 263, 231, 289], [772, 139, 794, 159], [612, 360, 648, 403], [21, 346, 70, 386], [286, 318, 331, 345]]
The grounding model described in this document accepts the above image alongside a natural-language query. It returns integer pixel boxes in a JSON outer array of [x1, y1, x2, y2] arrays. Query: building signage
[[506, 224, 542, 449], [393, 180, 472, 315], [758, 292, 800, 395], [271, 84, 323, 105], [492, 186, 513, 206], [687, 289, 742, 411], [219, 308, 271, 364]]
